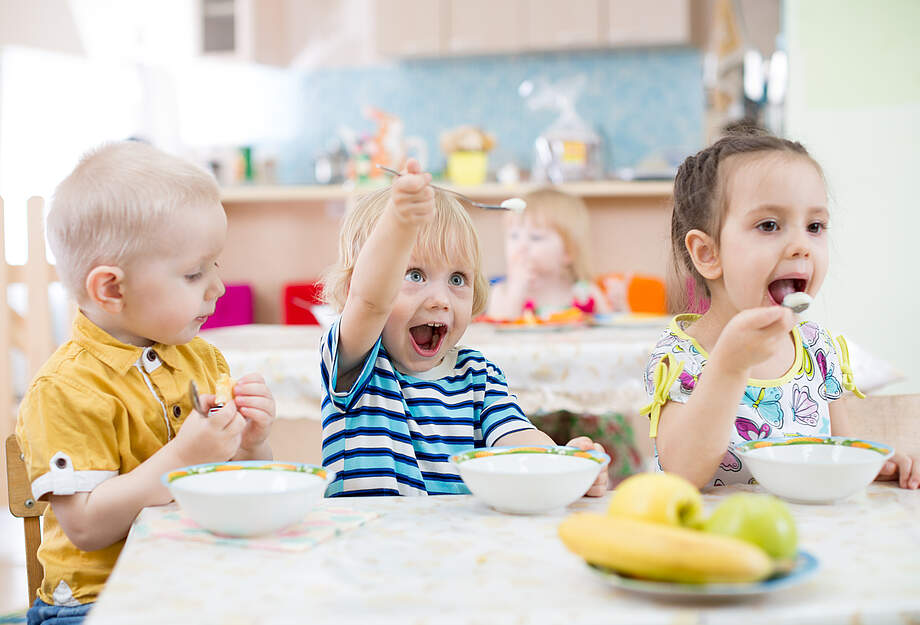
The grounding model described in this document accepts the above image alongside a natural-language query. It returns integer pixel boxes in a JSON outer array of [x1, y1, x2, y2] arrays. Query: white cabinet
[[446, 0, 527, 54], [526, 0, 603, 51], [606, 0, 695, 47], [375, 0, 447, 57], [199, 0, 291, 65]]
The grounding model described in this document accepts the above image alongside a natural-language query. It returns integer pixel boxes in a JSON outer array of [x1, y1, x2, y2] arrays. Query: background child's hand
[[389, 158, 434, 226], [173, 398, 245, 466], [876, 451, 920, 489], [566, 436, 609, 496], [710, 306, 795, 376], [231, 373, 276, 454]]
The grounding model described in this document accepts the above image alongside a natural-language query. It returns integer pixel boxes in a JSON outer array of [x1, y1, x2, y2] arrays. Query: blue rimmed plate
[[589, 550, 819, 599]]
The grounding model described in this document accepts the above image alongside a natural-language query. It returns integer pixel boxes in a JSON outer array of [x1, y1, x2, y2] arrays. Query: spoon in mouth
[[782, 292, 812, 314], [377, 165, 526, 213]]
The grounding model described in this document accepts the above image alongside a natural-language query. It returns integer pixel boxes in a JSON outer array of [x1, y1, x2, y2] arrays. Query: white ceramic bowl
[[735, 436, 893, 504], [450, 446, 608, 514], [162, 461, 333, 536]]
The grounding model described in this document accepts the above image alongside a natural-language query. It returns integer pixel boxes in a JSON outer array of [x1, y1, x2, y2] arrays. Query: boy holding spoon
[[15, 141, 276, 624]]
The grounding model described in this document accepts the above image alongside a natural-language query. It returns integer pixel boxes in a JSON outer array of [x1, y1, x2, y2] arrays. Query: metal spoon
[[376, 165, 526, 212], [188, 380, 206, 417], [782, 292, 812, 314]]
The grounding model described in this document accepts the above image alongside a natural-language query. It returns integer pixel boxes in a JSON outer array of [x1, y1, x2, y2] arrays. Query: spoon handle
[[375, 164, 508, 211]]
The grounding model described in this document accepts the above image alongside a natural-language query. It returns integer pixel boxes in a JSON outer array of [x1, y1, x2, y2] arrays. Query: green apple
[[703, 494, 798, 560], [607, 472, 704, 527]]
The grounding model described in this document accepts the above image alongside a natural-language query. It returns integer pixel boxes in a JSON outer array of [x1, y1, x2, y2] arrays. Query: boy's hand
[[710, 306, 795, 376], [231, 373, 276, 454], [173, 398, 245, 466], [389, 158, 434, 226], [566, 436, 609, 496], [876, 451, 920, 489]]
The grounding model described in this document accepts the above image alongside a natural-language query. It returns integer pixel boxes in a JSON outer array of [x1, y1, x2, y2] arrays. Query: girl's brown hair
[[669, 130, 822, 311]]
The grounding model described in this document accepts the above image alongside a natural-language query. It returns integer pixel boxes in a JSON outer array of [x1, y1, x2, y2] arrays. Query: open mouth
[[409, 322, 448, 357], [768, 278, 807, 305]]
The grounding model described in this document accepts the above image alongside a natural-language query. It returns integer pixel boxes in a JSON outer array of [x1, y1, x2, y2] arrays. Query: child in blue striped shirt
[[319, 159, 608, 497]]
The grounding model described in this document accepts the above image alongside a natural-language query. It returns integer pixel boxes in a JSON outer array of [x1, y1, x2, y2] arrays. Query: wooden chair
[[6, 433, 46, 607], [842, 394, 920, 457], [1, 196, 58, 609], [1, 196, 58, 431]]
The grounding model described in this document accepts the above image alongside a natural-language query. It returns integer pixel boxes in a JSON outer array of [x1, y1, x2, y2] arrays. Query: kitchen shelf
[[220, 180, 674, 203]]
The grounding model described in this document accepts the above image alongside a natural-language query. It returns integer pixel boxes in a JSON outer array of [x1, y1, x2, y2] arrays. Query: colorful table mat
[[132, 506, 380, 552]]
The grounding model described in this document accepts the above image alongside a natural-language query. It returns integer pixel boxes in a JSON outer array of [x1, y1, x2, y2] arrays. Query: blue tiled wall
[[279, 48, 703, 184]]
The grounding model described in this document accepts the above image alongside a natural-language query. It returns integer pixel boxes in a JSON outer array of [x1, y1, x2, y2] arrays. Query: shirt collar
[[71, 312, 183, 375]]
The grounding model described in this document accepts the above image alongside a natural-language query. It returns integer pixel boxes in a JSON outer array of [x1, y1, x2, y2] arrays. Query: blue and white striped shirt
[[320, 320, 535, 497]]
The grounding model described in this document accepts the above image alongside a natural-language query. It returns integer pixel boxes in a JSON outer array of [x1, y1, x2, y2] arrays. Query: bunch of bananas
[[558, 473, 797, 584]]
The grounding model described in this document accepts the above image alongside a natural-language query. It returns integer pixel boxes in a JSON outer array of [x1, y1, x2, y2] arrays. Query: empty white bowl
[[735, 436, 893, 504], [162, 461, 333, 536], [450, 446, 608, 514]]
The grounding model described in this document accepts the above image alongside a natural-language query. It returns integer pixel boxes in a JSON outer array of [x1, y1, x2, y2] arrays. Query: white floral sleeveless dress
[[641, 314, 863, 487]]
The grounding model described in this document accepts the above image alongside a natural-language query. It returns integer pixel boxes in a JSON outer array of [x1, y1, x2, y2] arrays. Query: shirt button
[[146, 350, 157, 362], [172, 405, 182, 418]]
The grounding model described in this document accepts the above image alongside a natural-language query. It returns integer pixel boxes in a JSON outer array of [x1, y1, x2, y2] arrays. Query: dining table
[[85, 482, 919, 625]]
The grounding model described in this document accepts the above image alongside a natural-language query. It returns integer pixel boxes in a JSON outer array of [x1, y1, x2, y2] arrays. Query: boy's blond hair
[[514, 187, 593, 282], [323, 187, 490, 317], [48, 141, 221, 300]]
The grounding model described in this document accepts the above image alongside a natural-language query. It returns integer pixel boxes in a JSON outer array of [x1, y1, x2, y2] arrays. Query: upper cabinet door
[[446, 0, 527, 55], [527, 0, 603, 50], [376, 0, 447, 57], [606, 0, 693, 46]]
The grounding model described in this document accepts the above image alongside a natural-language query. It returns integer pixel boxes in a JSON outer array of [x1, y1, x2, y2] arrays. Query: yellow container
[[447, 151, 488, 186]]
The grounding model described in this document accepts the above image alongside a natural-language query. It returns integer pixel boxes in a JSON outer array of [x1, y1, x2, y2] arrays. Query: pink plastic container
[[201, 284, 253, 329]]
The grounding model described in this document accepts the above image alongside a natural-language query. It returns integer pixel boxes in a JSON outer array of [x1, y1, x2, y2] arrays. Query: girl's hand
[[876, 451, 920, 489], [389, 158, 434, 226], [710, 306, 795, 376], [566, 436, 609, 496], [231, 373, 276, 455]]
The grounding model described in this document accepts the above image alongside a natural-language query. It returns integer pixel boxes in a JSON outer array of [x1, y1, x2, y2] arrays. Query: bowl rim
[[734, 436, 894, 463], [448, 445, 610, 468], [162, 460, 332, 489]]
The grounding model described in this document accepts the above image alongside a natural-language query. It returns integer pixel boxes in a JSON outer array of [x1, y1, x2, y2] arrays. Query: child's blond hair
[[514, 187, 593, 282], [48, 141, 221, 301], [323, 187, 490, 317]]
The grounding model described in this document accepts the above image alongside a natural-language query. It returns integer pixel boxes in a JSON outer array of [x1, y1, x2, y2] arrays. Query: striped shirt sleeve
[[478, 360, 534, 446], [320, 319, 383, 412]]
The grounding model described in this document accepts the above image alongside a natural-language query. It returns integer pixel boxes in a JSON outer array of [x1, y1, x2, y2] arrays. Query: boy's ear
[[684, 229, 721, 281], [85, 265, 126, 313]]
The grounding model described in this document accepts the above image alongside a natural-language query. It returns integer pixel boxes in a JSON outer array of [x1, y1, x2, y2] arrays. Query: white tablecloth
[[86, 483, 920, 625], [201, 321, 668, 420], [200, 321, 902, 423]]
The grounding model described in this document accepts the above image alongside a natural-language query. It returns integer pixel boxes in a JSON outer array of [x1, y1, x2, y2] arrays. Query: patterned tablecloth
[[200, 321, 668, 420], [86, 483, 920, 625]]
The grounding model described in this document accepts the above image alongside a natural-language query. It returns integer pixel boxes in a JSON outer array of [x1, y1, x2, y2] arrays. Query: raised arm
[[337, 159, 434, 378], [655, 307, 793, 487]]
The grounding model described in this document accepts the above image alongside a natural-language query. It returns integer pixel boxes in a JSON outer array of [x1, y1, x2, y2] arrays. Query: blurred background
[[0, 0, 916, 387]]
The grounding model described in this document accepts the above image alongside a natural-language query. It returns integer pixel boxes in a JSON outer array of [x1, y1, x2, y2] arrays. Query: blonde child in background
[[16, 142, 277, 624], [319, 160, 607, 497], [487, 188, 612, 319], [642, 131, 920, 489]]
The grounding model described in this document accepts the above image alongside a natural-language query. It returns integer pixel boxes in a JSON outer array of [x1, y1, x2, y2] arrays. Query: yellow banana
[[558, 513, 773, 584]]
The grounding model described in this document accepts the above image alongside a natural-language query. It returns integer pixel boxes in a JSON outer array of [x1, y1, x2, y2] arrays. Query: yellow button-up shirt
[[16, 312, 230, 606]]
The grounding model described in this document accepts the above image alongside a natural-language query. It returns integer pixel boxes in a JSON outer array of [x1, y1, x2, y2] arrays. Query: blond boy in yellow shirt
[[15, 142, 276, 624]]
